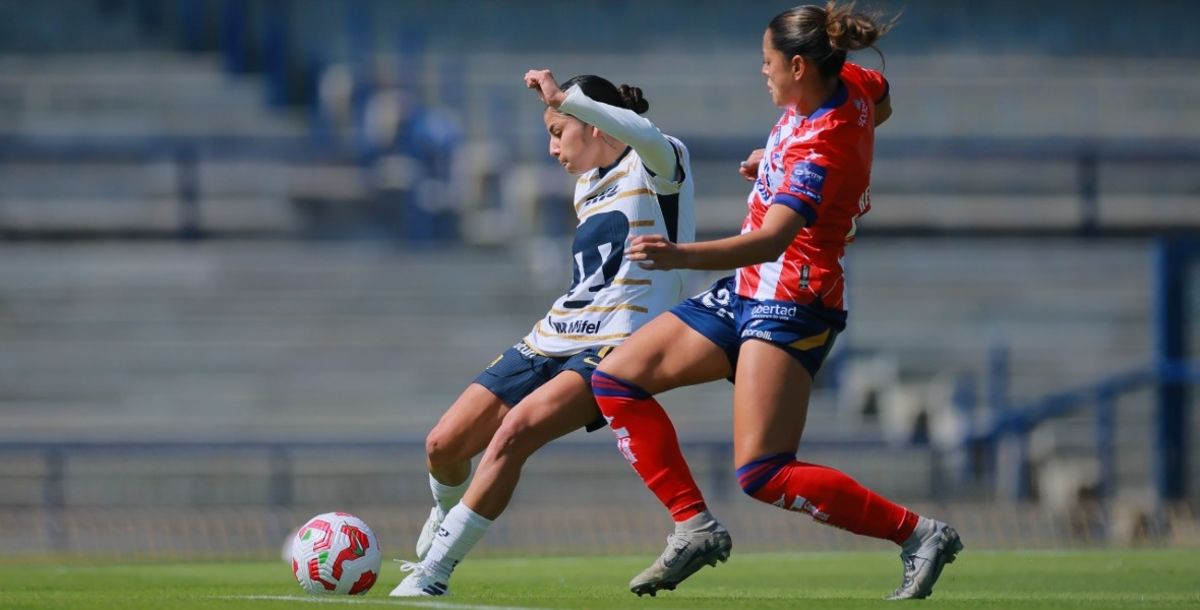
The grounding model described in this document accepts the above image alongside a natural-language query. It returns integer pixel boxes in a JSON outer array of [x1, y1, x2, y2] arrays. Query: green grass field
[[4, 550, 1198, 609]]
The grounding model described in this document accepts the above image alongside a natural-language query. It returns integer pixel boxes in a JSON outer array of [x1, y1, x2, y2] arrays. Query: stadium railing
[[963, 238, 1199, 516]]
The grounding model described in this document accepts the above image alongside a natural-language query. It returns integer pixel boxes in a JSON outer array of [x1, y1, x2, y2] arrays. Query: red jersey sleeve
[[772, 147, 840, 227], [842, 62, 889, 104]]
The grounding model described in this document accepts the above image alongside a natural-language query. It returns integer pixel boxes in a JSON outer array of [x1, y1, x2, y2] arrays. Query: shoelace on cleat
[[395, 559, 425, 575]]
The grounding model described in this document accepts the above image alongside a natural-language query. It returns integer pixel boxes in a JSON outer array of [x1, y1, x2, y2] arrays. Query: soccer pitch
[[4, 550, 1198, 609]]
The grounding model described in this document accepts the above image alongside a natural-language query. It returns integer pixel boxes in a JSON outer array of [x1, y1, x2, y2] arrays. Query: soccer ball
[[289, 512, 382, 595]]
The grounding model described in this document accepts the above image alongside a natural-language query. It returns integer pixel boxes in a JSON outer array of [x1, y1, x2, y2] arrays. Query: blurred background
[[1, 0, 1198, 560]]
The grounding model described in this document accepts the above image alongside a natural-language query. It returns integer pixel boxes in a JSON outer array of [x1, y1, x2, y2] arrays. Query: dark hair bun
[[618, 84, 650, 114], [825, 6, 884, 51]]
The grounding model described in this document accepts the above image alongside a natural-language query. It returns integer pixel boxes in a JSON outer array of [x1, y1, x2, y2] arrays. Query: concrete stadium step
[[0, 161, 303, 198], [0, 53, 306, 137], [0, 1, 145, 53], [0, 197, 298, 233], [449, 53, 1200, 148]]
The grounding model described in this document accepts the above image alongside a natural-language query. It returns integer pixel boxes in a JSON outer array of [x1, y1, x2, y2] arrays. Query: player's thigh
[[426, 383, 510, 462], [731, 339, 813, 466], [488, 370, 598, 456], [598, 313, 732, 395]]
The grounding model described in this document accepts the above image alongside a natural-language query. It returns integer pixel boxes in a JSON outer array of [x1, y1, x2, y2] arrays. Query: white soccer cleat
[[887, 518, 963, 600], [629, 526, 732, 597], [415, 507, 442, 560], [389, 561, 449, 597]]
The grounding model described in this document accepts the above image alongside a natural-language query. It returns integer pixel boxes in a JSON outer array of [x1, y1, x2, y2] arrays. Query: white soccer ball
[[289, 512, 382, 595]]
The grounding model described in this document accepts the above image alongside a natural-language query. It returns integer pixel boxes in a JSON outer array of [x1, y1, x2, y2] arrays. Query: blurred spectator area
[[0, 0, 1197, 240]]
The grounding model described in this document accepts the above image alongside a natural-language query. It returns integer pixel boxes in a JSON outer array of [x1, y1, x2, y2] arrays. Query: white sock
[[901, 516, 934, 551], [430, 471, 470, 519], [423, 502, 492, 580], [676, 509, 721, 534]]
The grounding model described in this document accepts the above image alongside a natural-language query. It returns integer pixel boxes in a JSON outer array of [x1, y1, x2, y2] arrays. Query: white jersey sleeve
[[558, 85, 680, 181]]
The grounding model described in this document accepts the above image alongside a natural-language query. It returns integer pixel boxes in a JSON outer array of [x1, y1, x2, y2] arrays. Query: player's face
[[762, 29, 800, 107], [544, 108, 597, 174]]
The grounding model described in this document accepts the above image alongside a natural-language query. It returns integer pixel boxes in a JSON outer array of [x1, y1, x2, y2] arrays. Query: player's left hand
[[739, 148, 765, 181], [524, 69, 566, 108], [626, 234, 683, 270]]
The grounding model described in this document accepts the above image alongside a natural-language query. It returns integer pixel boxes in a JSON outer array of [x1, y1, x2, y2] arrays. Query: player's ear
[[790, 55, 806, 82]]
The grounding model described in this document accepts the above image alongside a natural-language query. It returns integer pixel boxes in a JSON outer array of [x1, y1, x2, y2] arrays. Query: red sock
[[592, 370, 706, 521], [738, 453, 918, 543]]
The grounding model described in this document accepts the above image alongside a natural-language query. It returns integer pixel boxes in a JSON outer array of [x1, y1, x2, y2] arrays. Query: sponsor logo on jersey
[[751, 302, 798, 318], [548, 317, 602, 335], [755, 172, 772, 202], [854, 97, 869, 126], [581, 184, 620, 208], [786, 162, 826, 203]]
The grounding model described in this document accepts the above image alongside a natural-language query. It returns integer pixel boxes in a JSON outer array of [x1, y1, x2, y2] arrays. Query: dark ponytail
[[559, 75, 650, 114], [768, 1, 895, 78]]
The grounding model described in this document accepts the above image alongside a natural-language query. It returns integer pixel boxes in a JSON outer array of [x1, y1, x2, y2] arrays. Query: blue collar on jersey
[[597, 145, 632, 178], [806, 79, 849, 121]]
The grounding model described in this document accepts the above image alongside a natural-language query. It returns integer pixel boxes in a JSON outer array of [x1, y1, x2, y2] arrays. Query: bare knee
[[425, 422, 472, 470], [486, 414, 542, 465], [595, 348, 656, 386]]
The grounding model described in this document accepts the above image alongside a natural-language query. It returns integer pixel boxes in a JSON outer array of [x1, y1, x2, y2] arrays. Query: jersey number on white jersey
[[564, 211, 630, 309]]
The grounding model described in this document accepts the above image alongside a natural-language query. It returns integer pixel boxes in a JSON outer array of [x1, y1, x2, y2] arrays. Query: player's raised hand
[[739, 148, 765, 181], [524, 69, 566, 108], [626, 234, 684, 270]]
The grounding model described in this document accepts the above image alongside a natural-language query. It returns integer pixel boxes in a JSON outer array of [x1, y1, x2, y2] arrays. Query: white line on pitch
[[215, 594, 553, 610]]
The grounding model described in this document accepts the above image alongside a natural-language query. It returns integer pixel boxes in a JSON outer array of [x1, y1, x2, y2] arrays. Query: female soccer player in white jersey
[[389, 69, 696, 596], [592, 2, 962, 600]]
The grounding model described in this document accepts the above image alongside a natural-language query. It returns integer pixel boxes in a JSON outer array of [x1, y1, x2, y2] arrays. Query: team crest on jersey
[[787, 162, 826, 203]]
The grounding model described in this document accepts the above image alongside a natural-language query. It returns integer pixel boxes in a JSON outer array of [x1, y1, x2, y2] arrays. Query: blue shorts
[[670, 276, 846, 379], [473, 341, 611, 432]]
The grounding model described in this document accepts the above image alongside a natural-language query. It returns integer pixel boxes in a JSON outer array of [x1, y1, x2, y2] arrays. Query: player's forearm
[[677, 231, 792, 271], [558, 86, 677, 177]]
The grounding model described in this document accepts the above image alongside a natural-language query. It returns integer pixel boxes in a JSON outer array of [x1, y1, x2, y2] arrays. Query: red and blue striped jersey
[[735, 62, 888, 310]]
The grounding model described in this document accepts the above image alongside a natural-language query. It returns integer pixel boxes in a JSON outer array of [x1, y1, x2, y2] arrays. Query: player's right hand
[[524, 69, 566, 108], [626, 234, 684, 271], [739, 148, 765, 181]]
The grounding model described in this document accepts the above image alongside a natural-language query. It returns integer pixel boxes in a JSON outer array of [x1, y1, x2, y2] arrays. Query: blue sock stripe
[[735, 452, 795, 495], [591, 370, 651, 399]]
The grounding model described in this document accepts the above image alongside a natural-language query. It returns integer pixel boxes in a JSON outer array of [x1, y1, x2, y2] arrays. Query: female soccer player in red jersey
[[592, 2, 962, 600]]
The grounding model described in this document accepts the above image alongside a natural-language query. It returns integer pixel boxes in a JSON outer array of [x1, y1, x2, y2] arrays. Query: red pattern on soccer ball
[[307, 557, 338, 591], [348, 570, 377, 595], [303, 518, 335, 551], [330, 524, 372, 581]]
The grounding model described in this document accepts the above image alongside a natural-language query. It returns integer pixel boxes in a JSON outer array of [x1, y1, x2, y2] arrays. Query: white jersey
[[523, 88, 695, 356]]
